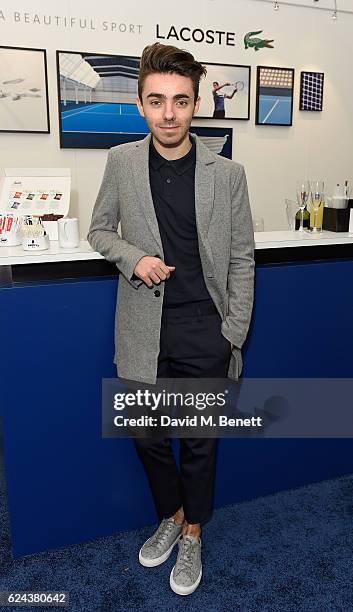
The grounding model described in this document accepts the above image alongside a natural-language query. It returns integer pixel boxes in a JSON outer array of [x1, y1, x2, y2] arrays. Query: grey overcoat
[[87, 132, 255, 384]]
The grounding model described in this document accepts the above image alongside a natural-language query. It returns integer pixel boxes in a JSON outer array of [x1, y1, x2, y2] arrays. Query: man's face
[[136, 72, 200, 148]]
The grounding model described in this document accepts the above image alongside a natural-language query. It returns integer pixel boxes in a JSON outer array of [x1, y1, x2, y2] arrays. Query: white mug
[[58, 217, 80, 248]]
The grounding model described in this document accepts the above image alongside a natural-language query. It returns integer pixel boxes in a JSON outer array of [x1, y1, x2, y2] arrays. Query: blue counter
[[1, 245, 353, 558]]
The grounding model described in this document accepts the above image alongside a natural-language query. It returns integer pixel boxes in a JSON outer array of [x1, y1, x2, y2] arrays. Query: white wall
[[0, 0, 352, 234]]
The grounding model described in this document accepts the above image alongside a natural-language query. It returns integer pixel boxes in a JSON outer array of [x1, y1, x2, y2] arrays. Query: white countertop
[[254, 230, 353, 249], [0, 240, 104, 266], [0, 231, 353, 266]]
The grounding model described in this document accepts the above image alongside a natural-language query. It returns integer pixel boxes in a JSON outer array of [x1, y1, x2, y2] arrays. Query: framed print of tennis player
[[197, 62, 250, 120], [255, 66, 295, 126]]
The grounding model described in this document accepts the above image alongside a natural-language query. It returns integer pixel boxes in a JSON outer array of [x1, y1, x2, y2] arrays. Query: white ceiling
[[250, 0, 353, 14]]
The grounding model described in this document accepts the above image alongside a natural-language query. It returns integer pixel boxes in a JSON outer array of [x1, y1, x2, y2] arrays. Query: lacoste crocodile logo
[[244, 31, 274, 51]]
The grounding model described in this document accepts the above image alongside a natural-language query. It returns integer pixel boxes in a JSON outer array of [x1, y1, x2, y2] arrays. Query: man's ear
[[136, 95, 145, 118], [193, 96, 201, 116]]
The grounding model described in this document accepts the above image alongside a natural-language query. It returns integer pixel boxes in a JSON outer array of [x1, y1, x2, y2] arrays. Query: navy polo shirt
[[149, 135, 213, 308]]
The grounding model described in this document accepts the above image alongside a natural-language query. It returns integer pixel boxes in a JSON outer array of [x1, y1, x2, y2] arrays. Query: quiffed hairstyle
[[138, 42, 207, 102]]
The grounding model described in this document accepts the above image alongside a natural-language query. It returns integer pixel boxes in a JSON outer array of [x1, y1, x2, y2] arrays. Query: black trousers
[[134, 300, 232, 527]]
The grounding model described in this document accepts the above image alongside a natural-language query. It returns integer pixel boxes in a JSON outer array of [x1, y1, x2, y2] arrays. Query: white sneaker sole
[[139, 534, 181, 568], [169, 566, 202, 595]]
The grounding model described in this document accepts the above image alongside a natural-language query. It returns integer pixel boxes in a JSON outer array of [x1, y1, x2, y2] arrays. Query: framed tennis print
[[197, 62, 251, 120], [0, 46, 50, 133], [57, 50, 147, 148], [255, 66, 294, 126], [189, 126, 233, 159], [299, 71, 324, 111]]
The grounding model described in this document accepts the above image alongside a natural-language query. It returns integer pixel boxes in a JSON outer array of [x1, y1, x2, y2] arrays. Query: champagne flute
[[253, 216, 264, 232], [310, 180, 324, 233], [296, 180, 310, 232]]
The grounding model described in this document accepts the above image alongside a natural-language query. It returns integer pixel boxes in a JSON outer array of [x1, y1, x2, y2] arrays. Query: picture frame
[[299, 71, 324, 111], [189, 126, 233, 159], [197, 62, 251, 121], [0, 45, 50, 134], [255, 65, 294, 126], [56, 50, 146, 149]]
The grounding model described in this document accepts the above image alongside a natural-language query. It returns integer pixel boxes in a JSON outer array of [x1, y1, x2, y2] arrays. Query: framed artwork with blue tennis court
[[56, 50, 148, 148], [56, 50, 234, 154], [255, 66, 294, 126], [299, 71, 324, 111]]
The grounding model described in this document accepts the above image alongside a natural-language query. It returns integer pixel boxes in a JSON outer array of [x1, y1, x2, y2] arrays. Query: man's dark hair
[[138, 42, 207, 102]]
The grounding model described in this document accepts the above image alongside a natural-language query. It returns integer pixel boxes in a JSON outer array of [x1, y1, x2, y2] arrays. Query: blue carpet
[[1, 470, 353, 611]]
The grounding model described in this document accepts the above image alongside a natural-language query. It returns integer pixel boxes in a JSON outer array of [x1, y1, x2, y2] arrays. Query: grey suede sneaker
[[169, 534, 202, 595], [139, 518, 182, 567]]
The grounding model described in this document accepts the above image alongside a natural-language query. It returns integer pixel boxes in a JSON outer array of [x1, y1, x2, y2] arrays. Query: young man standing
[[87, 42, 255, 596]]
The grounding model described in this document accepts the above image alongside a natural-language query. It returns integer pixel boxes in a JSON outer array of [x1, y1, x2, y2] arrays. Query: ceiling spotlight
[[332, 10, 337, 19], [274, 1, 279, 10]]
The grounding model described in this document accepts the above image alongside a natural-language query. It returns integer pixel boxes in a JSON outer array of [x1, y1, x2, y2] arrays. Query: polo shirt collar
[[149, 135, 196, 175]]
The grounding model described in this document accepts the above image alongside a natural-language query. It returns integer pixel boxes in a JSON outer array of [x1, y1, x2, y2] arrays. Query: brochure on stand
[[0, 168, 71, 216]]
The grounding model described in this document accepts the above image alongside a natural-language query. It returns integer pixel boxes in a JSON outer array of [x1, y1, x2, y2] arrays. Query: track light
[[252, 0, 350, 19]]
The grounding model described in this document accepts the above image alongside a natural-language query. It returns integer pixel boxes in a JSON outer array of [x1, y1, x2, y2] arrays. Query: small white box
[[0, 231, 21, 247], [22, 234, 50, 251], [42, 220, 59, 241]]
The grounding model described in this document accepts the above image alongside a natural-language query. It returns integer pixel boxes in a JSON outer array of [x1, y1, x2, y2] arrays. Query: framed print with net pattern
[[299, 71, 324, 112]]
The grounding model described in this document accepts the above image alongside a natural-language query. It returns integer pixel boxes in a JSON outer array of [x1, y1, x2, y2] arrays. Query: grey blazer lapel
[[192, 133, 216, 267], [130, 133, 163, 252]]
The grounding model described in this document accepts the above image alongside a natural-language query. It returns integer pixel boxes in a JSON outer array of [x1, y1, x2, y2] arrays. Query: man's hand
[[133, 256, 175, 288]]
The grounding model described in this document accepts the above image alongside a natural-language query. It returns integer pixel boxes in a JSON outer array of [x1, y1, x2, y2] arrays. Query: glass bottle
[[295, 205, 310, 230]]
